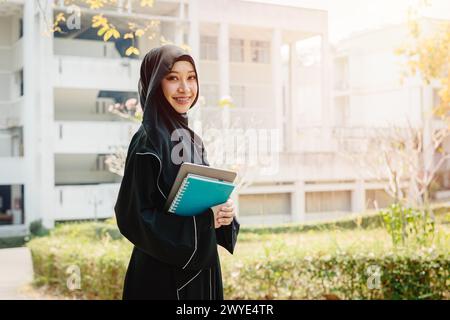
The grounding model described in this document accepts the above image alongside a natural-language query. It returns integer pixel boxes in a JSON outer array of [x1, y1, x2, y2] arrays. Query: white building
[[0, 0, 331, 236], [0, 0, 445, 237]]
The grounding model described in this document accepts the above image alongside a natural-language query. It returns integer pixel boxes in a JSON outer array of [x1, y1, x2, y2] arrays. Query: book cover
[[168, 174, 235, 216]]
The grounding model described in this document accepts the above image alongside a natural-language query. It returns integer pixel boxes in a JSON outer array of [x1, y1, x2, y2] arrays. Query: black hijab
[[137, 44, 209, 198]]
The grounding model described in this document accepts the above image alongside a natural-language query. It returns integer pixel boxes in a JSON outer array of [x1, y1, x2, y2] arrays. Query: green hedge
[[222, 250, 449, 299], [28, 236, 129, 299], [27, 221, 449, 300]]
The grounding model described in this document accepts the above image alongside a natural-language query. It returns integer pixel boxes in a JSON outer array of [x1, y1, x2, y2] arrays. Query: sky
[[246, 0, 450, 43]]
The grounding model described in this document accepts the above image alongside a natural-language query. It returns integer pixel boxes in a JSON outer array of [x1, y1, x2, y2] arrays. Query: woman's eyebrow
[[168, 70, 196, 74]]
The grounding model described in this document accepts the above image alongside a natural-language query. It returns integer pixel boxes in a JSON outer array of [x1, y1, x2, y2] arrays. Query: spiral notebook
[[168, 173, 235, 216]]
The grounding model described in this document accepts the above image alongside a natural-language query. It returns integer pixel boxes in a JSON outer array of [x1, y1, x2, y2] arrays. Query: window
[[0, 184, 24, 225], [230, 39, 244, 62], [250, 40, 270, 63], [239, 193, 291, 216], [230, 85, 245, 108], [200, 36, 218, 61], [19, 18, 23, 39], [19, 69, 23, 97], [15, 69, 24, 97], [305, 191, 351, 213]]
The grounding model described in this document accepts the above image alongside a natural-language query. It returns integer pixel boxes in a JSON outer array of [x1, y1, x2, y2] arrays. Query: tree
[[36, 0, 190, 56], [337, 122, 446, 246], [396, 2, 450, 124]]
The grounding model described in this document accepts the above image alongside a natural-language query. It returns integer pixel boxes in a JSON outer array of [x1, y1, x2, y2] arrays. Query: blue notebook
[[168, 173, 235, 216]]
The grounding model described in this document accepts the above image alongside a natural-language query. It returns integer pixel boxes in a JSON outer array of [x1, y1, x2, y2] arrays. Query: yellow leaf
[[125, 47, 133, 56], [56, 13, 66, 23], [104, 29, 114, 41], [135, 29, 145, 37], [112, 29, 120, 39], [92, 20, 104, 28], [125, 46, 140, 56], [124, 33, 134, 39], [97, 26, 109, 37], [87, 0, 105, 9], [92, 15, 108, 28]]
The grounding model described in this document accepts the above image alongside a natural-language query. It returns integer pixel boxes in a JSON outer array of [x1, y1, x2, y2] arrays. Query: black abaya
[[114, 45, 239, 300]]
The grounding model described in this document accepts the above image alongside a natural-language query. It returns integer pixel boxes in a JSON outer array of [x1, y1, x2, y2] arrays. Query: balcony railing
[[0, 127, 23, 158], [0, 99, 24, 129], [54, 183, 120, 221], [54, 121, 140, 153], [0, 39, 23, 71], [53, 55, 140, 91]]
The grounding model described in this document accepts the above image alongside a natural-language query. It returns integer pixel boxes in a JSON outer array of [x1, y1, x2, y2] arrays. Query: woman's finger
[[220, 199, 234, 208], [220, 217, 233, 225], [220, 206, 233, 212], [219, 210, 234, 218]]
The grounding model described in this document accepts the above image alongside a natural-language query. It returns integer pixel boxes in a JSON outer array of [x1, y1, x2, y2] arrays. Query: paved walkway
[[0, 247, 34, 300]]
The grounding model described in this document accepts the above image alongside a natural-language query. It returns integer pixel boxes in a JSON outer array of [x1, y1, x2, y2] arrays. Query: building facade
[[0, 0, 445, 237]]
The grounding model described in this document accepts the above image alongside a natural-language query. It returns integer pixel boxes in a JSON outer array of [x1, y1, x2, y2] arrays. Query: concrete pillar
[[321, 32, 332, 145], [352, 179, 365, 214], [39, 0, 55, 229], [292, 180, 305, 222], [272, 28, 283, 152], [288, 42, 296, 152], [174, 2, 184, 46], [218, 22, 230, 128], [187, 0, 202, 127], [188, 0, 200, 64], [23, 0, 40, 227], [218, 22, 229, 98]]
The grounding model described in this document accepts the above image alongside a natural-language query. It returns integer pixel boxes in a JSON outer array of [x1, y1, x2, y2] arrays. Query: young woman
[[114, 44, 240, 300]]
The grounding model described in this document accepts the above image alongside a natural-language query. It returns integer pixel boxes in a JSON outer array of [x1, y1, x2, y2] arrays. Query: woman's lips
[[174, 97, 191, 104]]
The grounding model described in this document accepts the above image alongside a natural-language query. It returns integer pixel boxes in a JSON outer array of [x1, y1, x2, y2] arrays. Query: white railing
[[0, 40, 23, 71], [0, 157, 26, 183], [0, 46, 12, 71], [54, 38, 121, 59], [54, 183, 120, 221], [0, 99, 24, 128], [53, 55, 141, 91], [54, 121, 140, 153]]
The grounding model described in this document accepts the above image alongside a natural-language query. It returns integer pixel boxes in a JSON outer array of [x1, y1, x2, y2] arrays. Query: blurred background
[[0, 0, 449, 300], [1, 0, 449, 232]]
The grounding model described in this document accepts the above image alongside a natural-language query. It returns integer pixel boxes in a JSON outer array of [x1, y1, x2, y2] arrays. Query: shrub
[[222, 247, 449, 300], [27, 220, 449, 300], [381, 203, 436, 247]]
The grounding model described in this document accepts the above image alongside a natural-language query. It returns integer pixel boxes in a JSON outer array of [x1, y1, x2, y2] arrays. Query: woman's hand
[[211, 199, 235, 229]]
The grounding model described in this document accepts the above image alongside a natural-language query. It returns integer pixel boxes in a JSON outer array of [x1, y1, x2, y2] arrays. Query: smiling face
[[161, 60, 198, 114]]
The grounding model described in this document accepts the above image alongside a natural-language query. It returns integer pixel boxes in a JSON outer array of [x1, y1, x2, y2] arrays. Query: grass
[[220, 224, 449, 263]]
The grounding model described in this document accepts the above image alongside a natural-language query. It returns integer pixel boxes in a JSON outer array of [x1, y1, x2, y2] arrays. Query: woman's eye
[[167, 75, 196, 81]]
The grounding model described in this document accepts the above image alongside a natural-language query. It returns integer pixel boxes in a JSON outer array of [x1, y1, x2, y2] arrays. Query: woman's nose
[[178, 81, 191, 93]]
